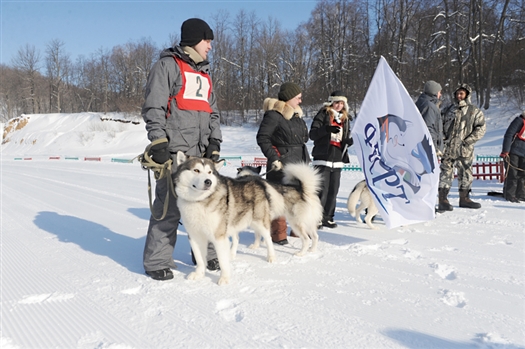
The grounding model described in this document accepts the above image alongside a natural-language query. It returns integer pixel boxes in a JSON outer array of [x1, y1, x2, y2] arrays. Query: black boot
[[459, 189, 481, 209], [437, 187, 453, 212]]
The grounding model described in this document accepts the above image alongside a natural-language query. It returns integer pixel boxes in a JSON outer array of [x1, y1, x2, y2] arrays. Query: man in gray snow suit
[[438, 84, 486, 212], [142, 18, 222, 280], [416, 80, 444, 157]]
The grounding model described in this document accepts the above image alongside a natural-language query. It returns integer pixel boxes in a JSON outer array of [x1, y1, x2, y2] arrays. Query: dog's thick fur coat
[[347, 180, 379, 230], [174, 153, 322, 285]]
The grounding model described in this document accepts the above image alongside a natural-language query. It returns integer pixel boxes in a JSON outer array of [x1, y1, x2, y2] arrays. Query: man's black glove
[[205, 138, 221, 161], [326, 125, 340, 134], [344, 137, 354, 147], [148, 138, 171, 164]]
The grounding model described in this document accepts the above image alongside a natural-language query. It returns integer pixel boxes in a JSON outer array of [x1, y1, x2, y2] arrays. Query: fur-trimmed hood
[[263, 98, 303, 120]]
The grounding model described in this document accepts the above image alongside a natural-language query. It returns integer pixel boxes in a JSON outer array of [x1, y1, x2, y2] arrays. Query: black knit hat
[[278, 82, 302, 102], [179, 18, 214, 47]]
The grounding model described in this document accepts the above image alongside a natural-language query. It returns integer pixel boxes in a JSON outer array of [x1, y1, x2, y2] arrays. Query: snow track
[[1, 160, 524, 348]]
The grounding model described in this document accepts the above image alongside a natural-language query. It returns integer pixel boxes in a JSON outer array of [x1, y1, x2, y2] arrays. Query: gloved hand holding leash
[[138, 138, 176, 221]]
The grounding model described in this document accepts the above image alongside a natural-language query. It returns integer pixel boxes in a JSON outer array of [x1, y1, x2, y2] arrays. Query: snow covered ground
[[1, 96, 524, 348]]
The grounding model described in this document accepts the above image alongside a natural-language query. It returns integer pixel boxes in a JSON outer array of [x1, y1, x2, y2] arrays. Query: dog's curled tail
[[347, 180, 366, 217], [282, 163, 322, 200]]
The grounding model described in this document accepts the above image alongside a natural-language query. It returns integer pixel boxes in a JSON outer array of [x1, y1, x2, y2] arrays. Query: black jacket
[[502, 113, 525, 158], [309, 107, 351, 164], [257, 98, 310, 182]]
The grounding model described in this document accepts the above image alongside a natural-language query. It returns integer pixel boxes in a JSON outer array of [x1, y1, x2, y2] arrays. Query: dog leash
[[501, 136, 525, 173], [259, 167, 276, 177], [137, 145, 178, 221], [502, 154, 525, 173]]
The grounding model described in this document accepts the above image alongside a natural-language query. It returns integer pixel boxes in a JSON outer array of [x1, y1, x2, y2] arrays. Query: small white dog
[[347, 180, 379, 230]]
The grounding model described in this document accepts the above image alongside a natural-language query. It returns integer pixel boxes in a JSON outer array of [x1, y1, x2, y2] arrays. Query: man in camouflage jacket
[[438, 84, 486, 212]]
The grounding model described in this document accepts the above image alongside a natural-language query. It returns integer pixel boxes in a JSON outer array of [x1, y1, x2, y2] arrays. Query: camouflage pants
[[439, 157, 473, 191]]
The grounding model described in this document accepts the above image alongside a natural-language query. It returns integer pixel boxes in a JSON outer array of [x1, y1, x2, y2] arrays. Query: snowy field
[[1, 96, 524, 348]]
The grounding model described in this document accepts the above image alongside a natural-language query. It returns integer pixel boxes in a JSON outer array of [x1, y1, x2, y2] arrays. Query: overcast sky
[[1, 0, 317, 65]]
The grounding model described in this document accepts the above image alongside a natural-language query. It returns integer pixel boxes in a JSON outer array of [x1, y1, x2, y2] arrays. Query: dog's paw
[[187, 271, 204, 281], [308, 247, 317, 253], [267, 255, 276, 263], [217, 276, 230, 285], [294, 251, 306, 257], [248, 243, 260, 249]]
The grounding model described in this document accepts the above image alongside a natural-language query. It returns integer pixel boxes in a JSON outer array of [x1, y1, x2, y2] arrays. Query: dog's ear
[[236, 167, 242, 174], [255, 166, 262, 174], [214, 159, 226, 171], [176, 151, 188, 166]]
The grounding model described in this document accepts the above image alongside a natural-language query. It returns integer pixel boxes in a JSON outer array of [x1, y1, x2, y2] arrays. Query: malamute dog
[[235, 164, 322, 256], [347, 180, 379, 230], [174, 152, 322, 285]]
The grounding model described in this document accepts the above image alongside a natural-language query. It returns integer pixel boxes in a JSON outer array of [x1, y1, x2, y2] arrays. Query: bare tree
[[209, 10, 233, 122], [0, 64, 23, 121], [12, 44, 41, 114], [2, 0, 524, 120], [45, 39, 71, 113], [483, 0, 511, 109], [307, 0, 374, 109]]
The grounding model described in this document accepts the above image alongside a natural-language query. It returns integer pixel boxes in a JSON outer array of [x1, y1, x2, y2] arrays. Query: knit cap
[[180, 18, 214, 47], [424, 80, 442, 96], [278, 82, 302, 102]]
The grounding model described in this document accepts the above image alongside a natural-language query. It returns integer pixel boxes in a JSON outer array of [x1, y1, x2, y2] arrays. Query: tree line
[[1, 0, 523, 124]]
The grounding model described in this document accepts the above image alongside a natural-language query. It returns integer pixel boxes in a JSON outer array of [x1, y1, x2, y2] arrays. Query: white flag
[[352, 56, 439, 229]]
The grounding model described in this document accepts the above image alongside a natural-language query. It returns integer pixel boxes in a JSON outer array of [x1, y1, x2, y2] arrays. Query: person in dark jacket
[[416, 80, 444, 157], [142, 18, 222, 280], [256, 82, 310, 245], [309, 91, 353, 228], [500, 111, 525, 202]]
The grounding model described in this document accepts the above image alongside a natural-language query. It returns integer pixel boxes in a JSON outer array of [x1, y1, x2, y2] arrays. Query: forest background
[[1, 0, 524, 125]]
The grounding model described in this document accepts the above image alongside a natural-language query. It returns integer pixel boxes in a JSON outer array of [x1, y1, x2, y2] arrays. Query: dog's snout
[[204, 179, 212, 187]]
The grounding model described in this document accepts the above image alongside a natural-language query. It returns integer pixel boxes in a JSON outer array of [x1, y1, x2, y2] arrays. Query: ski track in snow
[[2, 150, 525, 348]]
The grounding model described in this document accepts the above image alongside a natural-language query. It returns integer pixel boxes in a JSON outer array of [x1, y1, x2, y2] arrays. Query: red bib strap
[[518, 117, 525, 141]]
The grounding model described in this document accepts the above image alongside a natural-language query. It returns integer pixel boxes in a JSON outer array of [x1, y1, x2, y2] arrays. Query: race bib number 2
[[183, 72, 211, 101]]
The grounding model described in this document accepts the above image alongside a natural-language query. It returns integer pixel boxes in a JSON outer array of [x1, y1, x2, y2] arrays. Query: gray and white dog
[[174, 152, 322, 285]]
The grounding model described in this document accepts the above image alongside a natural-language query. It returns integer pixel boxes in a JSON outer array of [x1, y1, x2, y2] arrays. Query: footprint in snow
[[439, 289, 467, 308], [487, 235, 513, 246], [402, 248, 421, 260], [430, 263, 458, 280], [216, 299, 244, 322], [474, 332, 511, 346]]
